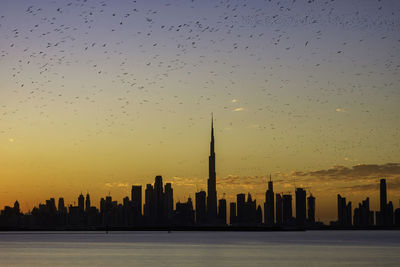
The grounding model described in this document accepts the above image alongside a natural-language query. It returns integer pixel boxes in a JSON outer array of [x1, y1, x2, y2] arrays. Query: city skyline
[[0, 0, 399, 224], [1, 117, 399, 225], [2, 169, 399, 228]]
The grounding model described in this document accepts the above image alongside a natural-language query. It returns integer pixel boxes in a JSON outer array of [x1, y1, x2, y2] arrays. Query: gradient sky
[[1, 0, 399, 223]]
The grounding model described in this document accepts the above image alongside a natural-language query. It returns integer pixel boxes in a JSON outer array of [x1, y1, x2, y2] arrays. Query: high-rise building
[[346, 201, 352, 226], [385, 201, 394, 226], [46, 198, 56, 214], [230, 202, 237, 225], [175, 197, 194, 226], [131, 185, 142, 218], [380, 179, 387, 215], [207, 115, 217, 222], [154, 175, 165, 224], [353, 197, 373, 227], [143, 176, 173, 225], [337, 194, 345, 225], [78, 193, 84, 213], [264, 175, 274, 225], [235, 193, 257, 225], [395, 207, 400, 226], [379, 178, 394, 226], [195, 191, 206, 224], [307, 194, 315, 225], [337, 194, 352, 226], [58, 198, 66, 213], [164, 183, 173, 219], [85, 193, 91, 212], [236, 193, 245, 224], [276, 194, 283, 225], [218, 199, 227, 225], [144, 184, 154, 219], [245, 193, 257, 225], [282, 194, 292, 225], [296, 188, 306, 226]]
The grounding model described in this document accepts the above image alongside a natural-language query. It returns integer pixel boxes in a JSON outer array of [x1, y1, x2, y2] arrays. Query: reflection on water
[[0, 231, 399, 266]]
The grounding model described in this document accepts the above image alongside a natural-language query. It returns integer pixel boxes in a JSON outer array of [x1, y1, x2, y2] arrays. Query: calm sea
[[0, 230, 399, 266]]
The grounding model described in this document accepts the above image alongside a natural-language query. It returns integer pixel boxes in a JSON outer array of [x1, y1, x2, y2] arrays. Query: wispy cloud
[[105, 182, 129, 188], [290, 163, 400, 193], [293, 163, 400, 179]]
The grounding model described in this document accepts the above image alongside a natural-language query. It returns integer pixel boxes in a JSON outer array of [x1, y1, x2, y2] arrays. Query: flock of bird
[[0, 0, 399, 170]]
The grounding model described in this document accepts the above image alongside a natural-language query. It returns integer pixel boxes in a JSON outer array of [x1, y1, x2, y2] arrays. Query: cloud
[[233, 107, 244, 112], [335, 108, 347, 112], [105, 182, 129, 188], [291, 163, 400, 193], [232, 99, 237, 103], [293, 163, 400, 179]]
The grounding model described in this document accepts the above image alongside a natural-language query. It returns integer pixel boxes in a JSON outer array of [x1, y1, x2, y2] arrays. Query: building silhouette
[[376, 179, 394, 226], [295, 188, 306, 226], [195, 191, 206, 225], [85, 193, 91, 212], [218, 199, 227, 225], [131, 185, 142, 225], [230, 202, 237, 225], [236, 193, 246, 224], [337, 194, 352, 226], [353, 197, 374, 227], [282, 194, 293, 225], [207, 115, 217, 223], [264, 175, 274, 226], [276, 193, 283, 226], [174, 197, 194, 226], [143, 176, 173, 226], [164, 183, 174, 221], [78, 194, 84, 214], [307, 194, 315, 225], [380, 178, 387, 217]]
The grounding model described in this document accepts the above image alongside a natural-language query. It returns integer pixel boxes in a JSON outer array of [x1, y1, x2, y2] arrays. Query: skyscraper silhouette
[[236, 193, 245, 224], [337, 194, 352, 226], [195, 191, 206, 225], [207, 115, 217, 222], [164, 183, 173, 220], [230, 202, 237, 225], [264, 175, 274, 225], [380, 179, 387, 214], [276, 193, 283, 225], [295, 188, 306, 226], [85, 193, 91, 212], [218, 198, 227, 225], [282, 194, 292, 225], [78, 193, 84, 213], [307, 194, 315, 225], [131, 185, 142, 225]]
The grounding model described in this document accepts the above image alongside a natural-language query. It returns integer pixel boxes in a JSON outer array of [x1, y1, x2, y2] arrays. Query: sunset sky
[[1, 0, 399, 223]]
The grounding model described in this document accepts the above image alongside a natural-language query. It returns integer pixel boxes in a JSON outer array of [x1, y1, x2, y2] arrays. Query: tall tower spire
[[207, 113, 217, 222], [210, 113, 214, 154]]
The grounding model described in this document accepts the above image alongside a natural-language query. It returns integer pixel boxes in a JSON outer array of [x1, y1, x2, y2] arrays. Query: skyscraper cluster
[[1, 117, 399, 230], [334, 179, 400, 227]]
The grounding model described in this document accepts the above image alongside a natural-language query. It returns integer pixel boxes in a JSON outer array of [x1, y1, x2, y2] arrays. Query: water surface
[[0, 231, 399, 266]]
